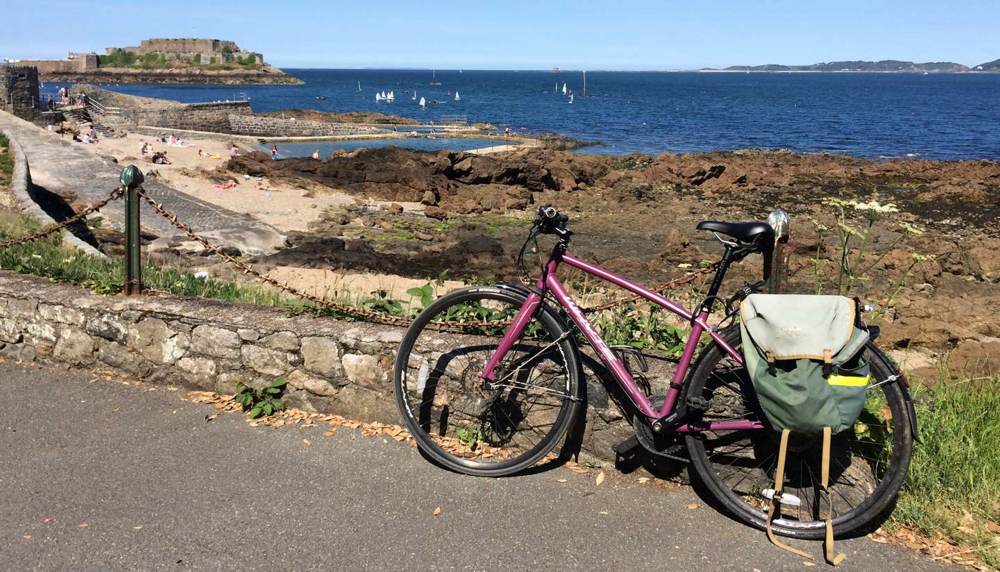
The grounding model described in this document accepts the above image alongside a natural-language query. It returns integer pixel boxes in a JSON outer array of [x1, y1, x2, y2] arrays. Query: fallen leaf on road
[[557, 479, 567, 483], [803, 561, 815, 567], [686, 503, 700, 510], [42, 517, 55, 524], [638, 477, 650, 484], [133, 526, 143, 530], [595, 472, 605, 486], [323, 430, 336, 437], [599, 511, 609, 515], [303, 438, 312, 446], [78, 523, 89, 529], [205, 414, 217, 422], [432, 506, 443, 517], [22, 534, 31, 540]]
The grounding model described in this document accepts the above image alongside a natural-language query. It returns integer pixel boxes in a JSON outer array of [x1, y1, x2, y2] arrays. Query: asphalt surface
[[0, 360, 952, 571]]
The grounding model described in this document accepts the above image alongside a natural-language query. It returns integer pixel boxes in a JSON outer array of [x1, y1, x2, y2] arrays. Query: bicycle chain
[[0, 187, 124, 249]]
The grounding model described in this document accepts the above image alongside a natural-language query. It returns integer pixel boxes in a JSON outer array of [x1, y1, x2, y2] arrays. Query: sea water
[[57, 69, 1000, 160]]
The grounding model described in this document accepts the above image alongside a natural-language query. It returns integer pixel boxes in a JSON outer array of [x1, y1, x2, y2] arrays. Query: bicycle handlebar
[[534, 206, 571, 236]]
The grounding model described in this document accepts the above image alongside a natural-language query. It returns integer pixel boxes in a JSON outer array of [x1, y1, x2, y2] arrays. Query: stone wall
[[226, 114, 388, 138], [131, 101, 253, 132], [0, 272, 634, 461], [16, 53, 97, 74], [0, 66, 39, 118]]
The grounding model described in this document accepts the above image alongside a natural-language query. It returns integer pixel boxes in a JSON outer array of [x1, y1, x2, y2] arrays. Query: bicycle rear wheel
[[393, 286, 582, 477], [683, 325, 914, 539]]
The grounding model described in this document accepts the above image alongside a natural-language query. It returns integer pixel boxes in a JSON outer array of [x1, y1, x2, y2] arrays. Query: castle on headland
[[8, 38, 288, 83], [104, 38, 265, 67]]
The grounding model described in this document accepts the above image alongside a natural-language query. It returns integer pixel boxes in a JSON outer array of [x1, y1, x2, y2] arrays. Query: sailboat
[[429, 70, 442, 86], [568, 93, 574, 104], [562, 82, 568, 95], [454, 91, 460, 102], [375, 92, 382, 102], [419, 96, 426, 109], [412, 90, 417, 100], [555, 81, 559, 93], [357, 81, 362, 92], [387, 90, 395, 102]]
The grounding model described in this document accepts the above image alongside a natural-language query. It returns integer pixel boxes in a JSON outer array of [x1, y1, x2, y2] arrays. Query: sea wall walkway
[[0, 110, 285, 256]]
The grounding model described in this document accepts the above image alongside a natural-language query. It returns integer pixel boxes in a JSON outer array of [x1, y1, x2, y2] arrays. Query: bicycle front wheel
[[683, 325, 914, 539], [393, 286, 582, 477]]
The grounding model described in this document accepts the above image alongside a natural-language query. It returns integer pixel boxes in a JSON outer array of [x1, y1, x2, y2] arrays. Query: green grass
[[0, 211, 367, 319], [892, 376, 1000, 567], [0, 133, 13, 178]]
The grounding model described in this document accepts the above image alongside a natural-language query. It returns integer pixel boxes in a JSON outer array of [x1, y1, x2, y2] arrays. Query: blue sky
[[2, 0, 997, 69]]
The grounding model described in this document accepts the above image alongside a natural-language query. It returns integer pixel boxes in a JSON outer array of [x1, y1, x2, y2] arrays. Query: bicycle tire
[[393, 286, 583, 477], [683, 325, 914, 539]]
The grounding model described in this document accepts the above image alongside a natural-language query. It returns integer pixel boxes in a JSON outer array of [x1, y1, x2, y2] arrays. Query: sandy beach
[[81, 130, 470, 300]]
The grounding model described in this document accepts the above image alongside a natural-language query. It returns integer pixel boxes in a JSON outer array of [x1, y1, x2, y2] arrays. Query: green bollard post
[[120, 165, 145, 296]]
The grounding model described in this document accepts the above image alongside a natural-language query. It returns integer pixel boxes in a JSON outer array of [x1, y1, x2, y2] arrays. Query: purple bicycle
[[394, 206, 915, 538]]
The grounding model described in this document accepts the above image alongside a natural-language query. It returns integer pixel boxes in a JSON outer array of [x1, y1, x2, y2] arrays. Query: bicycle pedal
[[613, 434, 643, 456], [613, 435, 644, 472]]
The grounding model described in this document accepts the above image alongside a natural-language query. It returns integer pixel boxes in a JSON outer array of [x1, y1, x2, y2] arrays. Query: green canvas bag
[[739, 293, 871, 565]]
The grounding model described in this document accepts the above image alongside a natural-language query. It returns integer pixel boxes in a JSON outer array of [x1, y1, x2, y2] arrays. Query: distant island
[[704, 59, 1000, 73], [13, 38, 301, 85]]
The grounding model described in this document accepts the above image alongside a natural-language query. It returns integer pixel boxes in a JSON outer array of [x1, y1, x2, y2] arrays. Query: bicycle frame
[[480, 248, 764, 433]]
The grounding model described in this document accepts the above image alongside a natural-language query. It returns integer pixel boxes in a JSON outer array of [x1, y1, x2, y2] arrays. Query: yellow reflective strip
[[828, 374, 870, 387]]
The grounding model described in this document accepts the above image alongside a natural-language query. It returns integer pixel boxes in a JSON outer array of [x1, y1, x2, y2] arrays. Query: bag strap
[[766, 429, 813, 560], [822, 427, 847, 566]]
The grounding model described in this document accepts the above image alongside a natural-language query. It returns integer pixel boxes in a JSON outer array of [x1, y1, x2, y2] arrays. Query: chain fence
[[2, 180, 716, 334], [0, 187, 124, 249]]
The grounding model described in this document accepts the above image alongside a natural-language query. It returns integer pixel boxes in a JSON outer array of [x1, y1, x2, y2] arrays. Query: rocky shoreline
[[219, 146, 999, 377]]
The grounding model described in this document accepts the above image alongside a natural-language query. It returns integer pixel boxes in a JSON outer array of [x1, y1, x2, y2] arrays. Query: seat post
[[703, 246, 737, 312]]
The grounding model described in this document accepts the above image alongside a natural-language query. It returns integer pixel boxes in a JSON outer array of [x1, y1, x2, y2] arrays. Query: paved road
[[0, 361, 951, 571], [0, 111, 284, 255]]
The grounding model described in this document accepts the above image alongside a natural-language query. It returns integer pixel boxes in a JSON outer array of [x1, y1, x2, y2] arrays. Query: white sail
[[419, 96, 426, 109], [568, 93, 574, 104], [562, 82, 567, 95], [357, 81, 362, 91], [454, 91, 460, 101], [412, 90, 417, 100]]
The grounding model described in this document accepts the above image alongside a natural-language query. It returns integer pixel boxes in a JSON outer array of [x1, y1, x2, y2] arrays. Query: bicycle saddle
[[696, 221, 774, 243]]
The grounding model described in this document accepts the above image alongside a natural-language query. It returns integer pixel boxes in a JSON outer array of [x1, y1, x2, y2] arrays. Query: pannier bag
[[739, 294, 871, 565]]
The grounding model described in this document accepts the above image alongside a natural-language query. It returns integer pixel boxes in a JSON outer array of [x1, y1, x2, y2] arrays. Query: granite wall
[[0, 272, 636, 461]]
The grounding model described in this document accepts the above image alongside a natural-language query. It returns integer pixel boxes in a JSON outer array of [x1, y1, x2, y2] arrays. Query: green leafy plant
[[406, 282, 434, 310], [363, 290, 404, 315], [456, 425, 481, 451], [593, 304, 688, 358], [235, 378, 287, 418]]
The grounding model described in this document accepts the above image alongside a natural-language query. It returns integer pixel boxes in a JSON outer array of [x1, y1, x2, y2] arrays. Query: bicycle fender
[[865, 342, 921, 443]]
